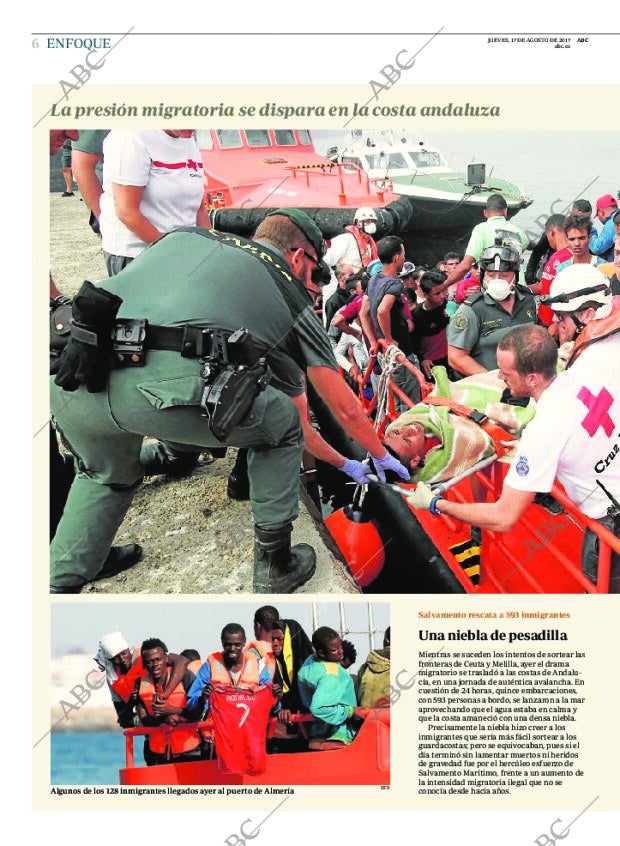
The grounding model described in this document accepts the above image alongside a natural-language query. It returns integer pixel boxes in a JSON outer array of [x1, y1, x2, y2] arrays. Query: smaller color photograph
[[49, 601, 390, 786]]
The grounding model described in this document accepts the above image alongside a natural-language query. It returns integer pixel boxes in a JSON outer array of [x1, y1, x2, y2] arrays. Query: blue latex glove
[[340, 459, 374, 486], [373, 451, 410, 482]]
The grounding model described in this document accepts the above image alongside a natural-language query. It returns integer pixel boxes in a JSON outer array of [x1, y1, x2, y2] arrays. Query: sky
[[51, 600, 390, 666]]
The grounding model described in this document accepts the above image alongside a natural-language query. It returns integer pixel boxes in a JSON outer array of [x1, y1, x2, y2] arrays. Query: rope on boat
[[373, 344, 403, 432]]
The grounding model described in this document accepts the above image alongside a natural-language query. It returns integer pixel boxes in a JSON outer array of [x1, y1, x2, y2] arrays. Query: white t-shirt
[[100, 130, 205, 258], [505, 333, 620, 518], [322, 232, 364, 325]]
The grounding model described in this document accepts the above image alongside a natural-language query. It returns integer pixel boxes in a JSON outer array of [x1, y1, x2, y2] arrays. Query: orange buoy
[[325, 505, 385, 587]]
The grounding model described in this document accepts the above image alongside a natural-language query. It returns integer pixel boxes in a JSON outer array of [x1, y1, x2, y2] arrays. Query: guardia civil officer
[[447, 240, 536, 378], [50, 209, 408, 594]]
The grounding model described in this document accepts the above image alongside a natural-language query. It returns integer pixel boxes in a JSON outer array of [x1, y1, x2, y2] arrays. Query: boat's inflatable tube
[[363, 484, 465, 593], [211, 198, 413, 241]]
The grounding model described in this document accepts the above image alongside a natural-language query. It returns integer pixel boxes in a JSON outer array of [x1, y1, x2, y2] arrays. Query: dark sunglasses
[[292, 246, 330, 285]]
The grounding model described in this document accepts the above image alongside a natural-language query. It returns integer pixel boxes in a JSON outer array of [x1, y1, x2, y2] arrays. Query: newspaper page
[[22, 8, 620, 846]]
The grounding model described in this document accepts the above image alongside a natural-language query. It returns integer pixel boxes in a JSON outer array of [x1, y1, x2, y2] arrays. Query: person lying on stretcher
[[380, 366, 536, 484]]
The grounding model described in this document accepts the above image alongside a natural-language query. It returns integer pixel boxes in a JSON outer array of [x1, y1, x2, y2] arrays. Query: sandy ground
[[49, 192, 359, 594]]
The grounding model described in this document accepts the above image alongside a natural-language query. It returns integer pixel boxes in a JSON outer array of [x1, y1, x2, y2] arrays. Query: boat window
[[244, 130, 271, 147], [274, 130, 297, 146], [342, 156, 362, 171], [367, 153, 408, 170], [410, 150, 442, 168], [298, 130, 312, 145], [195, 131, 213, 151], [216, 130, 243, 149]]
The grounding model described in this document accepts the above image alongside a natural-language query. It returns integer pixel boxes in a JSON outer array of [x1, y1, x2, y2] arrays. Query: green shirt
[[447, 287, 536, 371], [298, 655, 357, 744], [103, 228, 338, 398], [465, 215, 530, 260], [72, 129, 109, 156]]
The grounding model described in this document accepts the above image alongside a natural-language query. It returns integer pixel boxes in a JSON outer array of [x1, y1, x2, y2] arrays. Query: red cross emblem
[[577, 386, 615, 437]]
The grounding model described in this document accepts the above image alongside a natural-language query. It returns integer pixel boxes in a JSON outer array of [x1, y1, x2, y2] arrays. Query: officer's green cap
[[265, 208, 326, 259]]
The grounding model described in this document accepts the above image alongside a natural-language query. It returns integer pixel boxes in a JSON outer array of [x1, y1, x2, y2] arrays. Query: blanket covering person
[[387, 367, 536, 484]]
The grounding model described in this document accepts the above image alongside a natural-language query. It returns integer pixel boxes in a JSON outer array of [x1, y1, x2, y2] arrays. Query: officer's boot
[[227, 448, 250, 500], [253, 523, 316, 593]]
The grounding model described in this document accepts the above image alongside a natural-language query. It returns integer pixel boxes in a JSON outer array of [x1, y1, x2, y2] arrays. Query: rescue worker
[[50, 208, 409, 594], [409, 286, 620, 592], [323, 207, 379, 271], [447, 240, 536, 378]]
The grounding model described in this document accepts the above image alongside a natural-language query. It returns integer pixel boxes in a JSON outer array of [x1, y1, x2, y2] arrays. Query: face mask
[[485, 279, 513, 301], [362, 221, 377, 235]]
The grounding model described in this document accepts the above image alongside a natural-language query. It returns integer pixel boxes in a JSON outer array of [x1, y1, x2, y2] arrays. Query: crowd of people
[[49, 128, 620, 593], [94, 605, 391, 768]]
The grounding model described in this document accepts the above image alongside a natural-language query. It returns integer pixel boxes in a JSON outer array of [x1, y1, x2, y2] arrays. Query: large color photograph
[[48, 127, 620, 595]]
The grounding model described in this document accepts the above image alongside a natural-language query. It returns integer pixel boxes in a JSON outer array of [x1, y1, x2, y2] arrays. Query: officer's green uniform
[[50, 228, 340, 590], [447, 287, 537, 372]]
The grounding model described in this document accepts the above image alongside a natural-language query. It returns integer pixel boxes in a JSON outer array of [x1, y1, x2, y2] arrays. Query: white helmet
[[549, 264, 612, 319], [354, 207, 378, 223]]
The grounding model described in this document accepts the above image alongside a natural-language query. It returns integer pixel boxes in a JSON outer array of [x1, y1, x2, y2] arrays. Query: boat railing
[[284, 161, 391, 204], [348, 339, 619, 593], [122, 709, 388, 769], [122, 714, 317, 769]]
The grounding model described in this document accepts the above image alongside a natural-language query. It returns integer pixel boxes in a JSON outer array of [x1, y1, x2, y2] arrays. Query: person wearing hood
[[356, 627, 391, 708], [447, 241, 536, 378], [94, 630, 189, 729]]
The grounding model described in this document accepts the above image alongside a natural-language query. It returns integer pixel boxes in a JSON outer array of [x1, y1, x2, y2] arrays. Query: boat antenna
[[367, 602, 376, 652], [339, 602, 348, 639]]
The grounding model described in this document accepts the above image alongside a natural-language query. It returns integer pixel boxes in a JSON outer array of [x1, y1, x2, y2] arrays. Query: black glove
[[54, 280, 123, 393]]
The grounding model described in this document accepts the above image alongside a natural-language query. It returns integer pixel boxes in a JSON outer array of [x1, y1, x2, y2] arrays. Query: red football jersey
[[210, 685, 276, 775]]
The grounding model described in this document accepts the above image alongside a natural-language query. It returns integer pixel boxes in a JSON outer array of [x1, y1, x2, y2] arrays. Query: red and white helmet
[[549, 264, 612, 319], [354, 207, 378, 224]]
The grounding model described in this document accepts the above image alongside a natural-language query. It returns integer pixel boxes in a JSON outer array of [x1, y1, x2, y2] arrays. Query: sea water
[[51, 732, 126, 785]]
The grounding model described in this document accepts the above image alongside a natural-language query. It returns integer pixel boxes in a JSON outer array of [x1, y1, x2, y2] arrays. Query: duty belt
[[112, 320, 232, 366]]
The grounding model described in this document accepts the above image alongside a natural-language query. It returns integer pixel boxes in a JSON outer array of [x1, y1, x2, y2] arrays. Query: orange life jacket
[[246, 640, 276, 680], [186, 659, 203, 676], [111, 650, 143, 702], [344, 225, 378, 268], [138, 670, 199, 755], [567, 307, 620, 368], [208, 651, 261, 687]]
